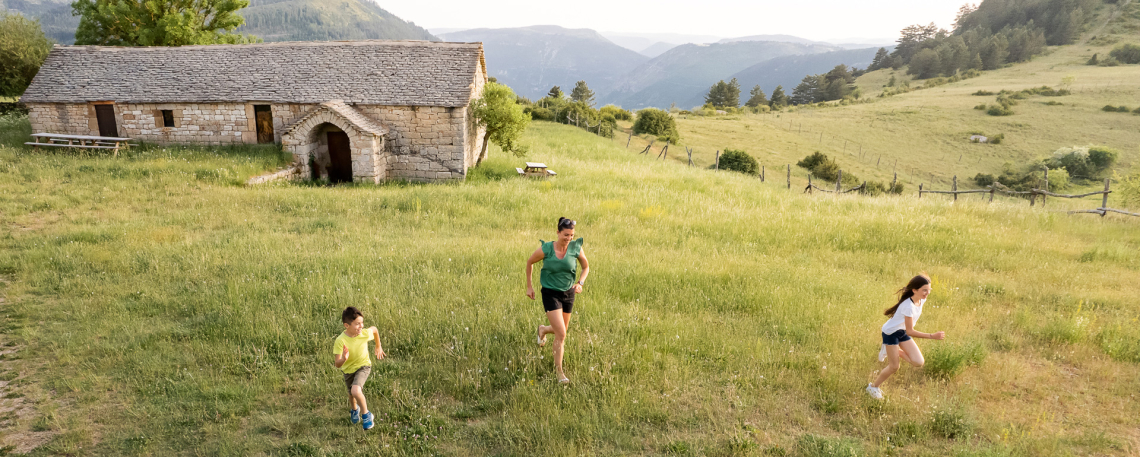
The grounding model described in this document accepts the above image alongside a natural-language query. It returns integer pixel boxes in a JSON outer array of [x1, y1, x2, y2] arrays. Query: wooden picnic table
[[26, 133, 136, 156], [516, 162, 557, 177]]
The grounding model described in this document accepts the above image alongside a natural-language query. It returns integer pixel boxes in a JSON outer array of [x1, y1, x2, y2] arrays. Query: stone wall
[[27, 103, 91, 135]]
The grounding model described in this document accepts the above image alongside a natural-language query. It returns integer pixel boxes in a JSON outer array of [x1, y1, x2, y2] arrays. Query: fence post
[[687, 147, 692, 167], [919, 183, 923, 198], [626, 131, 632, 148], [1102, 178, 1110, 217], [761, 165, 765, 183], [836, 170, 842, 193], [658, 140, 669, 160], [989, 185, 994, 203], [952, 175, 958, 202], [808, 173, 813, 194], [787, 164, 791, 189], [715, 151, 720, 170], [891, 172, 897, 191], [1043, 167, 1049, 208]]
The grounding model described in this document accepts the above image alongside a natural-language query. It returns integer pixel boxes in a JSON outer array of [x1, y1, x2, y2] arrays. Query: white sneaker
[[536, 326, 546, 347], [866, 384, 883, 400]]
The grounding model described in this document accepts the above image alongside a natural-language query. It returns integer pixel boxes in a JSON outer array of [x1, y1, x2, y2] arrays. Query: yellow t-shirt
[[333, 329, 374, 374]]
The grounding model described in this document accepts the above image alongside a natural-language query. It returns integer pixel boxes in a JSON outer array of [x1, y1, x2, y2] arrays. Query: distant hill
[[600, 31, 721, 54], [235, 0, 436, 42], [604, 41, 840, 110], [1, 0, 436, 44], [718, 34, 821, 45], [731, 47, 885, 96], [639, 42, 678, 58], [440, 25, 649, 101]]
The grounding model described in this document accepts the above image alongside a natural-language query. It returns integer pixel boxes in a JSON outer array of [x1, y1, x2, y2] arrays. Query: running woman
[[525, 217, 590, 383], [866, 274, 945, 399]]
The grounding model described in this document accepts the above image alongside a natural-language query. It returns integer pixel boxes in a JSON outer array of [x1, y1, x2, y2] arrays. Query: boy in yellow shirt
[[333, 306, 386, 430]]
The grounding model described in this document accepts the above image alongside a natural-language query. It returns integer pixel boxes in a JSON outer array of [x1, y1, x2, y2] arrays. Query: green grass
[[0, 114, 1138, 455]]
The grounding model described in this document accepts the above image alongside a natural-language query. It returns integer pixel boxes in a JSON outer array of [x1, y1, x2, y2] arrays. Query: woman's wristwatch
[[577, 280, 584, 287]]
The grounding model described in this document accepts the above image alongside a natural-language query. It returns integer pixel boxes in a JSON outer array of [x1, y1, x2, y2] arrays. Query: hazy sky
[[382, 0, 967, 42]]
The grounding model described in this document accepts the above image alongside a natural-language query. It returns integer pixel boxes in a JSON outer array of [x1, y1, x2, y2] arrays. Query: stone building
[[20, 40, 488, 182]]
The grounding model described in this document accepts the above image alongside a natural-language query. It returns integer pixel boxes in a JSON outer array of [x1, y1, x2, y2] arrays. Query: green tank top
[[539, 238, 584, 291]]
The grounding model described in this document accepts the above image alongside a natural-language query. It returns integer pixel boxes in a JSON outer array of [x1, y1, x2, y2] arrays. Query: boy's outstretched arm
[[371, 327, 386, 360], [334, 344, 349, 368]]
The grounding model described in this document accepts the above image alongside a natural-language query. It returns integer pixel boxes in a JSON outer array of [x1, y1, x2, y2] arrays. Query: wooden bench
[[26, 133, 136, 156], [519, 162, 557, 177]]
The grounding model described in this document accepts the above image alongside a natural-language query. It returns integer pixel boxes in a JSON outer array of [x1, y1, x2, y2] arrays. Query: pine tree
[[769, 85, 788, 108], [569, 80, 595, 107], [868, 47, 890, 71], [547, 86, 564, 99], [704, 78, 741, 108], [790, 75, 821, 105], [745, 85, 768, 108]]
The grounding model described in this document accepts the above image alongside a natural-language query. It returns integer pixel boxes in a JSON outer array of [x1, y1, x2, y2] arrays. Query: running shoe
[[362, 411, 374, 430], [536, 325, 546, 347], [350, 409, 360, 425], [866, 384, 883, 400]]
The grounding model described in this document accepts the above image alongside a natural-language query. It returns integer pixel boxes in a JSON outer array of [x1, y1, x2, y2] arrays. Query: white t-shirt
[[881, 298, 924, 334]]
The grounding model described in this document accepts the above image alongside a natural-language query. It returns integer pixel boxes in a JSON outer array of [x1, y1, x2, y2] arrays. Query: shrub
[[861, 181, 887, 196], [974, 104, 987, 110], [633, 108, 680, 143], [718, 149, 759, 175], [972, 90, 995, 96], [794, 435, 862, 457], [1134, 107, 1140, 114], [1102, 105, 1119, 112], [1099, 56, 1121, 66], [525, 106, 555, 121], [929, 407, 974, 440], [890, 182, 904, 194], [924, 341, 986, 380], [989, 133, 1005, 144], [1087, 53, 1099, 65], [1044, 100, 1063, 106], [974, 173, 996, 186], [1108, 43, 1140, 64], [1087, 146, 1118, 170], [986, 104, 1014, 116], [599, 104, 633, 121]]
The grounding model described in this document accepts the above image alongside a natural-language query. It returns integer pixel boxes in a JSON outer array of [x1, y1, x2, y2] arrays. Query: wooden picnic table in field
[[26, 133, 136, 156], [516, 162, 557, 177]]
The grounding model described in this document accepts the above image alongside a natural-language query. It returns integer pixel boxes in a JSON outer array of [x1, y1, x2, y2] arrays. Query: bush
[[924, 341, 986, 380], [1108, 43, 1140, 64], [986, 104, 1014, 116], [974, 104, 987, 110], [633, 108, 680, 143], [929, 407, 974, 440], [525, 106, 555, 121], [972, 90, 995, 96], [599, 104, 632, 121], [718, 149, 759, 175], [1102, 105, 1119, 112], [794, 435, 862, 457], [974, 173, 996, 186], [1099, 56, 1121, 66], [989, 133, 1005, 144], [861, 181, 887, 196], [1088, 146, 1118, 170]]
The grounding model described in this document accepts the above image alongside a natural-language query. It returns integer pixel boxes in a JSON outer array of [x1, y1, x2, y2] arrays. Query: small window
[[161, 110, 175, 127]]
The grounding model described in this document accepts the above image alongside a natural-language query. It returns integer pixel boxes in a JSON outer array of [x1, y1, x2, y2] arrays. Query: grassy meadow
[[635, 34, 1140, 209], [1, 111, 1139, 455]]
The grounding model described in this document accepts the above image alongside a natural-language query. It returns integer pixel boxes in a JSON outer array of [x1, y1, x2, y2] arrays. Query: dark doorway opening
[[327, 131, 353, 183], [94, 104, 118, 137], [254, 105, 274, 144]]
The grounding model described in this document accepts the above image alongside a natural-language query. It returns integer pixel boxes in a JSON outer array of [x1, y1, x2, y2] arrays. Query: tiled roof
[[281, 100, 388, 137], [21, 40, 485, 107]]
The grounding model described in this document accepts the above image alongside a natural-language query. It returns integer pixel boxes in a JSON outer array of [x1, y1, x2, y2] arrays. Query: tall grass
[[0, 118, 1137, 455]]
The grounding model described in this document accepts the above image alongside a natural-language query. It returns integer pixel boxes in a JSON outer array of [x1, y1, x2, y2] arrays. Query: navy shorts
[[882, 329, 912, 345], [541, 287, 575, 314]]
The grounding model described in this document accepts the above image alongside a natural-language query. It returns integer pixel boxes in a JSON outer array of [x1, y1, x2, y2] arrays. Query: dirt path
[[1080, 0, 1132, 45], [0, 278, 54, 454]]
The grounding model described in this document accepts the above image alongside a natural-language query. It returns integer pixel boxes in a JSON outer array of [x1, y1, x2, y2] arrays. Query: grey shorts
[[343, 366, 371, 391]]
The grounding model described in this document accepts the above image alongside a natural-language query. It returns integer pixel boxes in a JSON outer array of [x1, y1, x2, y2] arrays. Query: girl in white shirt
[[866, 274, 945, 400]]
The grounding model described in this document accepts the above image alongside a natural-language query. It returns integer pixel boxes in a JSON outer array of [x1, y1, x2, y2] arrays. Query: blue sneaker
[[361, 411, 374, 430], [350, 409, 360, 425]]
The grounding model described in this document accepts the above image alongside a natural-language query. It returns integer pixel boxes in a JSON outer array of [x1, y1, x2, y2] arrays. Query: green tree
[[979, 34, 1009, 70], [745, 85, 768, 108], [790, 75, 821, 105], [868, 47, 890, 71], [0, 12, 53, 97], [704, 78, 741, 108], [547, 86, 564, 99], [473, 82, 530, 163], [1109, 43, 1140, 64], [907, 48, 943, 79], [632, 108, 679, 143], [72, 0, 258, 46], [769, 85, 788, 108], [569, 80, 595, 107]]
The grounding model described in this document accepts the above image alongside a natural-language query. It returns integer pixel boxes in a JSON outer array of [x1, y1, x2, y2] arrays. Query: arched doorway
[[279, 100, 388, 184], [326, 130, 352, 183]]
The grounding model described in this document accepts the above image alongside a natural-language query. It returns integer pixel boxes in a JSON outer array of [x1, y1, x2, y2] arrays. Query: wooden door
[[94, 105, 118, 137], [327, 131, 353, 183], [254, 105, 274, 143]]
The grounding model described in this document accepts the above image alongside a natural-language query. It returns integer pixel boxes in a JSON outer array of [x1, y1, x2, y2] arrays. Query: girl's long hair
[[884, 274, 931, 317]]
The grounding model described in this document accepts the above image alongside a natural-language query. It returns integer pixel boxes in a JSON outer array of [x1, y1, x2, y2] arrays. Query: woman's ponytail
[[884, 274, 931, 316]]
